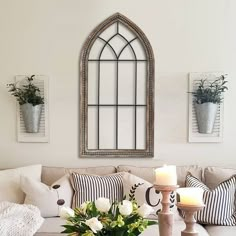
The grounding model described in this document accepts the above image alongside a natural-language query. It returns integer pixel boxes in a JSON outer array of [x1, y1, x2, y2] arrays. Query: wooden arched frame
[[80, 13, 155, 158]]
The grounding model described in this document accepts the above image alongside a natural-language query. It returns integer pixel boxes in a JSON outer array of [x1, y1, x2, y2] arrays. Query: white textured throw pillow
[[0, 165, 42, 204], [21, 174, 73, 217], [123, 172, 178, 219]]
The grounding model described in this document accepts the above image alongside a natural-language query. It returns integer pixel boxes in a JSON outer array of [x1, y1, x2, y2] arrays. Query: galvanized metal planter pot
[[21, 103, 43, 133], [195, 102, 218, 134]]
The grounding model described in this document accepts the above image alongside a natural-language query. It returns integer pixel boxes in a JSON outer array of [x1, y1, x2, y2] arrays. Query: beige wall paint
[[0, 0, 236, 168]]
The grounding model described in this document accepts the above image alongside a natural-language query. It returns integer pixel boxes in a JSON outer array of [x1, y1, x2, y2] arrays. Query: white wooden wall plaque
[[16, 75, 49, 143], [188, 72, 224, 143]]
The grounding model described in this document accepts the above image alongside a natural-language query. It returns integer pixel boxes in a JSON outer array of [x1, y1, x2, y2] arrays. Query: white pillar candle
[[155, 165, 177, 185], [177, 187, 204, 206]]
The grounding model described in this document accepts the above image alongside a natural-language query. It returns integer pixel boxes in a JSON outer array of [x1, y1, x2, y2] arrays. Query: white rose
[[85, 217, 103, 233], [137, 204, 154, 218], [59, 207, 75, 220], [95, 198, 111, 213], [119, 200, 133, 216]]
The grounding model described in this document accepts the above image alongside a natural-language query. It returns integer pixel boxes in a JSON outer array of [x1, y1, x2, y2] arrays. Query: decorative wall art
[[15, 75, 49, 143], [80, 13, 155, 157], [188, 72, 226, 143]]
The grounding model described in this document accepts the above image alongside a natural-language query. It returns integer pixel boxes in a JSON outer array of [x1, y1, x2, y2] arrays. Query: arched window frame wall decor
[[80, 13, 155, 158]]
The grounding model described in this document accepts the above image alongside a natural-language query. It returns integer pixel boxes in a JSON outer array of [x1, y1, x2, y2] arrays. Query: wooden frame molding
[[80, 13, 155, 158]]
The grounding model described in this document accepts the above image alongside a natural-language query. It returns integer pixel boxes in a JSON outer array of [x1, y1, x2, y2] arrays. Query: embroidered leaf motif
[[128, 183, 144, 201], [156, 209, 161, 215], [169, 191, 175, 208]]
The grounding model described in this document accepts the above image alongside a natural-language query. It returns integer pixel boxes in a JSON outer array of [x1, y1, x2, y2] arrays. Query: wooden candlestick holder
[[154, 185, 179, 236], [177, 203, 205, 236]]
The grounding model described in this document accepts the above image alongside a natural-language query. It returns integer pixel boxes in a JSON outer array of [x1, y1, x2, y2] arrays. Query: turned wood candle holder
[[154, 185, 179, 236], [177, 203, 205, 236]]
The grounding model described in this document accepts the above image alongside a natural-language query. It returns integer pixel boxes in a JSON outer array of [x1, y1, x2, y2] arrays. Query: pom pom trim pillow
[[21, 174, 73, 217], [186, 173, 236, 226]]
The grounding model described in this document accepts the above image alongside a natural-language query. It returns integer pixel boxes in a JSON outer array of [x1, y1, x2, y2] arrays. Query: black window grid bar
[[89, 59, 147, 62], [88, 104, 147, 107], [89, 21, 147, 150]]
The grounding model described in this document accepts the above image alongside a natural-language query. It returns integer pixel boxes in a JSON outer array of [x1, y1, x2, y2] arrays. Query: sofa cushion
[[117, 165, 202, 187], [41, 167, 66, 186], [66, 166, 116, 175], [204, 225, 236, 236], [186, 174, 236, 226], [70, 173, 123, 208], [41, 166, 116, 186], [117, 165, 157, 183], [21, 175, 73, 217], [176, 165, 202, 187], [204, 166, 236, 189], [0, 165, 42, 204]]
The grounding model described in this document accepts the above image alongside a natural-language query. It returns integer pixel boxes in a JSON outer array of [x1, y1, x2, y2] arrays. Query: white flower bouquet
[[60, 198, 157, 236]]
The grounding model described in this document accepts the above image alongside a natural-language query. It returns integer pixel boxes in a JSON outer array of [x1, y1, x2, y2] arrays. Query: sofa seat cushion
[[205, 225, 236, 236], [35, 217, 65, 236], [35, 219, 209, 236]]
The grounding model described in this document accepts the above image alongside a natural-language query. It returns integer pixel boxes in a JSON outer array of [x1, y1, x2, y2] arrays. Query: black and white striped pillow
[[186, 173, 236, 226], [70, 173, 124, 208]]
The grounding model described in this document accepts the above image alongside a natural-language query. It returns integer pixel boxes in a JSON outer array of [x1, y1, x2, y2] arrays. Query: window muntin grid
[[88, 22, 147, 150]]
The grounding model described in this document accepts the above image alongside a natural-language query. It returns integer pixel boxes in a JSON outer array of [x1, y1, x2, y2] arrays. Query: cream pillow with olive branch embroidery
[[122, 172, 179, 219]]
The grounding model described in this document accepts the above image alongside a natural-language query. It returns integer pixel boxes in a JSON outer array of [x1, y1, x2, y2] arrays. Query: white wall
[[0, 0, 236, 168]]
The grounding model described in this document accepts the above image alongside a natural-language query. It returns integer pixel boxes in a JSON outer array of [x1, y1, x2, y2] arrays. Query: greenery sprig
[[7, 75, 44, 106], [190, 75, 228, 104]]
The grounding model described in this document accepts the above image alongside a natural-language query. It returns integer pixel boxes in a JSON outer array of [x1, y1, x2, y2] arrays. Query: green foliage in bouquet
[[60, 198, 157, 236], [190, 75, 228, 104], [7, 75, 44, 106]]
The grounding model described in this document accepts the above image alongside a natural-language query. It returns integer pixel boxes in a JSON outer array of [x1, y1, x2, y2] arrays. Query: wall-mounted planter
[[16, 75, 49, 143], [195, 102, 218, 134], [21, 103, 43, 133], [188, 72, 224, 143]]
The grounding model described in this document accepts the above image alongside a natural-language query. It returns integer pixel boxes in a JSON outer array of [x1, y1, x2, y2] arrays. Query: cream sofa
[[36, 165, 236, 236]]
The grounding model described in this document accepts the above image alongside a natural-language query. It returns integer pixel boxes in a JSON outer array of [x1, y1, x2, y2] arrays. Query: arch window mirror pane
[[80, 13, 154, 157]]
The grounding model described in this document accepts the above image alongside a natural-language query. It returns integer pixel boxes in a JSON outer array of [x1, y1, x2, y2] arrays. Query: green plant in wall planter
[[7, 75, 44, 133], [190, 75, 228, 134]]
